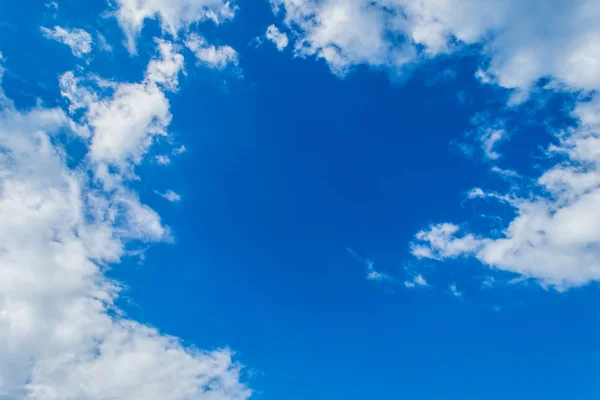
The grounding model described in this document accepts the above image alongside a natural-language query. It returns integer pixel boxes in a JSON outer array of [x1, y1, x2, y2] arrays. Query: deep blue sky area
[[0, 0, 598, 399]]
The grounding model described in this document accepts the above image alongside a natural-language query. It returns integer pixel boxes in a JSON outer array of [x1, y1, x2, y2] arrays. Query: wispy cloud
[[449, 283, 462, 298], [41, 26, 92, 58], [347, 248, 396, 283], [155, 189, 182, 203]]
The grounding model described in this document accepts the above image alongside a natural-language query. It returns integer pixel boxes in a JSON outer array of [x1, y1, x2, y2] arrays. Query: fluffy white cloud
[[41, 26, 93, 58], [156, 189, 182, 202], [115, 0, 237, 53], [412, 223, 482, 261], [265, 24, 289, 51], [404, 274, 427, 288], [155, 154, 172, 165], [59, 71, 98, 113], [60, 40, 184, 185], [272, 0, 600, 288], [271, 0, 600, 92], [0, 46, 250, 398], [184, 33, 239, 70], [413, 95, 600, 288]]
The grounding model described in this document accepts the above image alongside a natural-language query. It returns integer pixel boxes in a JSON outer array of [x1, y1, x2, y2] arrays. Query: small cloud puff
[[449, 284, 462, 298], [155, 155, 171, 165], [266, 24, 289, 51], [404, 274, 428, 288], [185, 33, 239, 70], [155, 189, 182, 203], [41, 26, 92, 58]]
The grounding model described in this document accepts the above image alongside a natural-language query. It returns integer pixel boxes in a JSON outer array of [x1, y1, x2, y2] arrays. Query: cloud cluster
[[184, 33, 239, 70], [271, 0, 600, 93], [0, 40, 250, 398], [413, 97, 600, 288], [265, 24, 288, 51], [156, 189, 183, 203], [268, 1, 600, 288], [41, 26, 93, 58], [115, 0, 237, 53]]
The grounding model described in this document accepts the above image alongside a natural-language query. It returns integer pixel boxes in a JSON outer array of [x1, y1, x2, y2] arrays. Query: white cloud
[[59, 40, 185, 184], [265, 24, 289, 51], [404, 274, 427, 288], [184, 33, 239, 70], [145, 40, 186, 91], [347, 248, 396, 283], [366, 261, 389, 282], [45, 1, 59, 10], [155, 154, 172, 165], [59, 71, 98, 113], [271, 0, 600, 92], [97, 32, 113, 53], [114, 0, 237, 53], [0, 52, 250, 398], [156, 189, 182, 203], [411, 98, 600, 288], [41, 26, 93, 58], [275, 1, 600, 289], [479, 128, 507, 161], [411, 223, 482, 261], [173, 144, 187, 155], [449, 284, 462, 298], [155, 144, 186, 165]]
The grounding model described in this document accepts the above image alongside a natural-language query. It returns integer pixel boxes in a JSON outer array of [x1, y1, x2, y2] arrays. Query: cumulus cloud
[[155, 154, 172, 165], [185, 33, 239, 70], [60, 39, 185, 185], [271, 0, 600, 92], [412, 223, 482, 261], [404, 274, 427, 289], [114, 0, 237, 53], [265, 24, 289, 51], [412, 96, 600, 288], [0, 46, 250, 398], [156, 189, 182, 202], [41, 26, 93, 58], [271, 1, 600, 289]]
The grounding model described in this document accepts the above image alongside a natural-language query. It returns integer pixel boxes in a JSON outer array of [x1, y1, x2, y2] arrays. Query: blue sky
[[0, 0, 598, 399]]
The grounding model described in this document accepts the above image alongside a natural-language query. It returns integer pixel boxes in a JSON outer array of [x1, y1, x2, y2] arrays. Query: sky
[[0, 0, 599, 399]]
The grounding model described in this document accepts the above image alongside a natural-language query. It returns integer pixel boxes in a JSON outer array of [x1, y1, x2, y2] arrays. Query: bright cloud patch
[[404, 274, 428, 289], [271, 0, 600, 92], [156, 189, 182, 202], [0, 42, 250, 398], [265, 24, 288, 50], [185, 33, 239, 70], [413, 97, 600, 288], [115, 0, 237, 53], [270, 0, 600, 288], [60, 40, 185, 185], [41, 26, 93, 57]]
